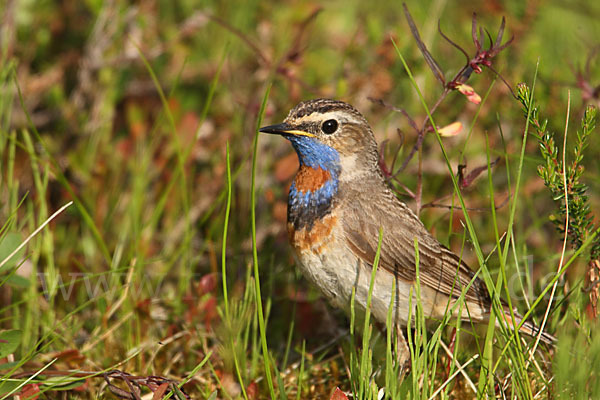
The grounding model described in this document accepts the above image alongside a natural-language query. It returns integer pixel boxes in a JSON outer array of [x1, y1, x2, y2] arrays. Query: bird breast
[[294, 165, 332, 192], [287, 164, 339, 232], [287, 211, 353, 309]]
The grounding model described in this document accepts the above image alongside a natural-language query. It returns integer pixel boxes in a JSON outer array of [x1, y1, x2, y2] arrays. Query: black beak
[[259, 122, 293, 135], [259, 123, 315, 138]]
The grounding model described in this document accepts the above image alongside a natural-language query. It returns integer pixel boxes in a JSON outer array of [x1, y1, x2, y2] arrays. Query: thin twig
[[422, 194, 509, 212], [395, 87, 449, 174], [204, 14, 268, 64], [368, 97, 419, 132], [438, 20, 469, 63]]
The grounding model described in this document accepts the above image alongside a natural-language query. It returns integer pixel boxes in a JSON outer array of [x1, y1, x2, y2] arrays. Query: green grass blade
[[250, 83, 276, 398]]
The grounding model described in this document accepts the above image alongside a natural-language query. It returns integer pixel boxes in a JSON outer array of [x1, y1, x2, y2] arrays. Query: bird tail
[[500, 305, 556, 346]]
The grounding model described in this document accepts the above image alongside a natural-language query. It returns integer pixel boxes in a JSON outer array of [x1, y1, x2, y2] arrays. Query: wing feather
[[341, 184, 490, 311]]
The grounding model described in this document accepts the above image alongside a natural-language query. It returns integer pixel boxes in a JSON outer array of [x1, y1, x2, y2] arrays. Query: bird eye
[[321, 119, 338, 134]]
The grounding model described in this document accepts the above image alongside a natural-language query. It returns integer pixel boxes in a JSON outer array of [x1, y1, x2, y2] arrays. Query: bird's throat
[[286, 135, 341, 231]]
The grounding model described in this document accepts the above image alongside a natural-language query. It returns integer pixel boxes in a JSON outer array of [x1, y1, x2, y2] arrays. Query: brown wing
[[341, 184, 490, 309]]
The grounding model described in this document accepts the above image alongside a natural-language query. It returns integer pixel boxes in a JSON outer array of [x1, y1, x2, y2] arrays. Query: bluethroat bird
[[260, 99, 554, 360]]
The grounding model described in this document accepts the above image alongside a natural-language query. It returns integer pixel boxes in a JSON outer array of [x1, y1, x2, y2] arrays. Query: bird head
[[260, 99, 380, 182]]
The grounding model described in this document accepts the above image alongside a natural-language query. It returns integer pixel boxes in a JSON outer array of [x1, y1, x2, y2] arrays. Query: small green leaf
[[0, 380, 21, 396], [0, 360, 20, 370], [48, 379, 87, 391], [6, 274, 30, 288], [207, 391, 218, 400], [0, 330, 22, 358], [0, 232, 25, 273]]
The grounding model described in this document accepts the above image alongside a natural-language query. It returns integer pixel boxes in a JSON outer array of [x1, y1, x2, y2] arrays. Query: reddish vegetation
[[330, 387, 350, 400]]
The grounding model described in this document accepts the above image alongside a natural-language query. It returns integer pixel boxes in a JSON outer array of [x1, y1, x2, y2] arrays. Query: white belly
[[292, 223, 421, 327], [289, 215, 477, 328]]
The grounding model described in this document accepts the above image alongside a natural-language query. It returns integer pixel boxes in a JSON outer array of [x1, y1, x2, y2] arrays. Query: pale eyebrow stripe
[[295, 110, 362, 125]]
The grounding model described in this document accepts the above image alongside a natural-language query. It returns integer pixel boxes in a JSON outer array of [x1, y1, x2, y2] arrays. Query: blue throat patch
[[288, 135, 341, 171], [286, 135, 341, 230]]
